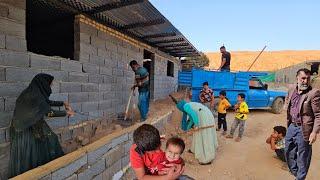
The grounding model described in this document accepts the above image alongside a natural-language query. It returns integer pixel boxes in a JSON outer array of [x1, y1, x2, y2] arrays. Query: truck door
[[247, 78, 269, 108]]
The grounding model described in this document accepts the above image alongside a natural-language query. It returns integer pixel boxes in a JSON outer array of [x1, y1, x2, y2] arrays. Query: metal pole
[[247, 45, 267, 71]]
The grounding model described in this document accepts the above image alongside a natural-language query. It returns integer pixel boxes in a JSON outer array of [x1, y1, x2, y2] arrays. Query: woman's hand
[[165, 164, 185, 180], [67, 110, 75, 117], [64, 101, 71, 110]]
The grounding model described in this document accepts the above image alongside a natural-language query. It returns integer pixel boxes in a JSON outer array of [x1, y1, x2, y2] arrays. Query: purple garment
[[290, 89, 302, 123]]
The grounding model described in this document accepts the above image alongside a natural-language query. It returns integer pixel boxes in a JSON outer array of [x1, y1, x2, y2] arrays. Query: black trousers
[[217, 113, 227, 131]]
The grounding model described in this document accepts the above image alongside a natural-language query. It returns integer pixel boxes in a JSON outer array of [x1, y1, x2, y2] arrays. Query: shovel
[[117, 90, 134, 127]]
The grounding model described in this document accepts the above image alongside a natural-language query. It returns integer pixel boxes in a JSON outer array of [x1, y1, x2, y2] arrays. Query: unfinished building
[[0, 0, 199, 179]]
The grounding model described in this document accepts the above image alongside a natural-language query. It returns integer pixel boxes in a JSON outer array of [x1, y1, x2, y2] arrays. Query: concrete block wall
[[11, 112, 172, 180], [274, 62, 309, 84]]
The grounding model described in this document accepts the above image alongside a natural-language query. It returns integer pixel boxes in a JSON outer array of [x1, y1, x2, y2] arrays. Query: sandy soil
[[123, 93, 319, 180]]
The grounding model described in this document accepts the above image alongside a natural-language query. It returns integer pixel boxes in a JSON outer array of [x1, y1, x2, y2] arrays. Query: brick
[[89, 55, 104, 66], [30, 54, 61, 70], [89, 74, 103, 83], [60, 82, 82, 93], [0, 111, 12, 128], [0, 82, 28, 97], [0, 34, 5, 48], [88, 92, 99, 101], [69, 92, 89, 103], [78, 159, 105, 180], [98, 100, 112, 110], [82, 63, 99, 74], [5, 34, 26, 51], [0, 50, 29, 67], [65, 174, 77, 180], [0, 17, 25, 37], [45, 117, 68, 130], [52, 155, 87, 180], [88, 143, 112, 165], [49, 93, 68, 102], [111, 134, 128, 148], [45, 70, 68, 82], [82, 102, 99, 112], [82, 83, 99, 92], [68, 113, 88, 125], [0, 67, 5, 81], [5, 67, 41, 82], [4, 96, 15, 111], [68, 72, 89, 83], [99, 66, 112, 76], [61, 60, 82, 72]]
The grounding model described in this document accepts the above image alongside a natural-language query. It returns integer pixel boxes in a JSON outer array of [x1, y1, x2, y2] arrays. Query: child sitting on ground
[[226, 93, 249, 142], [266, 126, 286, 162], [216, 90, 231, 135]]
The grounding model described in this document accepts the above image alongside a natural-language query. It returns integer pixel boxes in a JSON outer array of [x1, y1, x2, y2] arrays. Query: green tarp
[[260, 73, 275, 82]]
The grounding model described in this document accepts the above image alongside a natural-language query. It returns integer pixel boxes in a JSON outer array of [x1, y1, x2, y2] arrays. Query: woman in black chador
[[9, 73, 74, 178]]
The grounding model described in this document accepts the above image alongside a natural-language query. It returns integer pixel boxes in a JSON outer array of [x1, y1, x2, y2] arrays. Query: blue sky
[[149, 0, 320, 52]]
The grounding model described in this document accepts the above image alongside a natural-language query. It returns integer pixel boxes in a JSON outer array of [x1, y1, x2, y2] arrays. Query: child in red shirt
[[129, 124, 185, 179]]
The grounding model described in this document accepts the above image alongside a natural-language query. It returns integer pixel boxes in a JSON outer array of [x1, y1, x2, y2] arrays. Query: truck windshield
[[249, 78, 264, 89]]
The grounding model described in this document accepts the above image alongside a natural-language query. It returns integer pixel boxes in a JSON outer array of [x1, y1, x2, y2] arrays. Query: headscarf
[[11, 73, 54, 130]]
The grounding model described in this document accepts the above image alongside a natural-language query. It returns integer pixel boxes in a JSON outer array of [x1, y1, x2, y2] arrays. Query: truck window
[[249, 79, 264, 89]]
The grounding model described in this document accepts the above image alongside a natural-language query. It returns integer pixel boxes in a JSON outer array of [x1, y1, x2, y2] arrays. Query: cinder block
[[111, 134, 128, 148], [92, 174, 102, 180], [105, 42, 117, 53], [0, 97, 4, 111], [0, 34, 5, 48], [30, 54, 61, 70], [61, 60, 82, 72], [102, 75, 112, 84], [79, 22, 97, 36], [88, 143, 112, 165], [89, 55, 104, 66], [99, 66, 112, 76], [68, 92, 89, 103], [82, 63, 99, 74], [7, 4, 25, 24], [0, 67, 5, 81], [80, 43, 97, 56], [98, 84, 111, 92], [102, 160, 121, 180], [68, 72, 89, 83], [45, 117, 68, 130], [0, 82, 28, 97], [97, 48, 109, 58], [82, 102, 99, 112], [51, 155, 87, 180], [91, 36, 106, 49], [5, 35, 27, 51], [76, 32, 91, 44], [104, 145, 123, 168], [89, 74, 103, 84], [78, 159, 105, 180], [51, 81, 60, 94], [88, 111, 102, 119], [0, 17, 25, 37], [0, 0, 26, 10], [45, 70, 68, 82], [50, 93, 68, 102], [82, 83, 99, 92], [112, 68, 123, 77], [0, 4, 9, 17], [4, 96, 15, 111], [74, 51, 89, 63], [0, 128, 6, 143], [5, 67, 40, 82], [69, 103, 82, 113], [65, 174, 77, 180], [123, 140, 132, 155], [60, 82, 82, 93], [121, 155, 129, 168], [88, 92, 100, 101], [0, 50, 29, 67], [61, 129, 72, 142], [98, 100, 112, 110], [0, 111, 12, 128]]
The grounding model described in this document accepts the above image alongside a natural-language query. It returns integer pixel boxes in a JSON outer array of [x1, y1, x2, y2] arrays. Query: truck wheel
[[271, 98, 284, 114]]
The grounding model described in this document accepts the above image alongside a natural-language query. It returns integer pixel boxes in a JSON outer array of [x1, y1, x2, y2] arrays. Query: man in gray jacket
[[284, 68, 320, 180]]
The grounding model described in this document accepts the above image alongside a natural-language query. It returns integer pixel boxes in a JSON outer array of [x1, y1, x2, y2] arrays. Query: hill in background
[[205, 50, 320, 71]]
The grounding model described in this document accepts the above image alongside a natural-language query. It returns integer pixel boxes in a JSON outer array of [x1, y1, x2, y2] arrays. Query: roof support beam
[[121, 18, 165, 29], [159, 43, 190, 48], [142, 32, 176, 39], [152, 38, 185, 44], [86, 0, 145, 14]]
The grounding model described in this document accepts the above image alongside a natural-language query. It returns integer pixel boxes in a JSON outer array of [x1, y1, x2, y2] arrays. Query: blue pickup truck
[[178, 69, 287, 114]]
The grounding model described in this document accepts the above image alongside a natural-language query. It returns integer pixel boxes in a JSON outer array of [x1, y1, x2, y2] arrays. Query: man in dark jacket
[[284, 68, 320, 180]]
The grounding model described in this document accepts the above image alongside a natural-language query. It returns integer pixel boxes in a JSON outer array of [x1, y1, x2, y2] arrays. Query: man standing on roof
[[130, 60, 150, 121], [218, 46, 231, 72]]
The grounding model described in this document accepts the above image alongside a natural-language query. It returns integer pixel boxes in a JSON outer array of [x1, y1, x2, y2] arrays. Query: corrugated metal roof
[[32, 0, 200, 57]]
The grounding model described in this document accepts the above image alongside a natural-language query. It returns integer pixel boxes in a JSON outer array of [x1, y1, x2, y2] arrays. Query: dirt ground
[[124, 94, 320, 180]]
